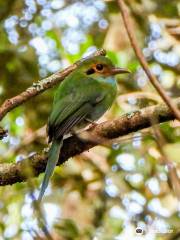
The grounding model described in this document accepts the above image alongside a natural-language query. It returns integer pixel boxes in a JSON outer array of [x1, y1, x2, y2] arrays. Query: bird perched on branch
[[38, 55, 130, 201]]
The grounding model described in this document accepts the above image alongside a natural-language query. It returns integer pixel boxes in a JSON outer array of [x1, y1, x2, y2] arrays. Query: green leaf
[[55, 219, 80, 240], [164, 143, 180, 163]]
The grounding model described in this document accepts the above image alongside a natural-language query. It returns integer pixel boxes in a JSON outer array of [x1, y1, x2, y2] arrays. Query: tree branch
[[118, 0, 180, 121], [0, 49, 106, 121], [0, 97, 179, 186]]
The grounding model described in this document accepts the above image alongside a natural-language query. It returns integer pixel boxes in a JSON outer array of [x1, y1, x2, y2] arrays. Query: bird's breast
[[86, 77, 117, 121]]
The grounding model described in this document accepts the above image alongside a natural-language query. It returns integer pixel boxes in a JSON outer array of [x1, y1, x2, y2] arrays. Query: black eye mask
[[86, 68, 95, 75]]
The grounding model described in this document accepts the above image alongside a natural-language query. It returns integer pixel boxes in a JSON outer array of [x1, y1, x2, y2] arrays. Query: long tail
[[38, 138, 63, 201]]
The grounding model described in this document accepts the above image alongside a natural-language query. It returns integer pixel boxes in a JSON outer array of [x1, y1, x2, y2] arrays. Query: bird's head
[[78, 55, 130, 78]]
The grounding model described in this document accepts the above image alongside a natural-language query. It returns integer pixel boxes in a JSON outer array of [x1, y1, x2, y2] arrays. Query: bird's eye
[[86, 68, 95, 75], [96, 64, 104, 71]]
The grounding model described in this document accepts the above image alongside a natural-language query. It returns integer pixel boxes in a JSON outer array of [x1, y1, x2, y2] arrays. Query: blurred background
[[0, 0, 180, 239]]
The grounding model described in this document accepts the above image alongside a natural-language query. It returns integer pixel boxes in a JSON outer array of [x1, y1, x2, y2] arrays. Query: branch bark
[[0, 49, 106, 121], [118, 0, 180, 121], [0, 97, 179, 186]]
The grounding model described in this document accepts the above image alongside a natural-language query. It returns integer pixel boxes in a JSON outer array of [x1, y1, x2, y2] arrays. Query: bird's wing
[[53, 102, 93, 139], [48, 76, 104, 141]]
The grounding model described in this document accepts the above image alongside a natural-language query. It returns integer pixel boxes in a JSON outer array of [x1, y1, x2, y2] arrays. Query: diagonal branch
[[118, 0, 180, 121], [0, 49, 106, 121], [0, 97, 179, 186]]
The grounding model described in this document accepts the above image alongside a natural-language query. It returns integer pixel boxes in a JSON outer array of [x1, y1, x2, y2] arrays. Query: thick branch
[[118, 0, 180, 121], [0, 97, 179, 186], [0, 49, 106, 121]]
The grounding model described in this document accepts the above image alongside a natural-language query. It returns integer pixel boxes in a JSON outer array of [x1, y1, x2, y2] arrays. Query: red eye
[[96, 64, 104, 71]]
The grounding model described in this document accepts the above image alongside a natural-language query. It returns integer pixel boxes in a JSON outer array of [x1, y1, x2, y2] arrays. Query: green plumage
[[38, 55, 129, 201], [38, 139, 62, 201]]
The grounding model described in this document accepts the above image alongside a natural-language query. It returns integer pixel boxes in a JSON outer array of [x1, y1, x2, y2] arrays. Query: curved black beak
[[111, 67, 131, 75]]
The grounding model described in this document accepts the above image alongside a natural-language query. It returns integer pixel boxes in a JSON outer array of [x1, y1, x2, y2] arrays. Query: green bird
[[38, 55, 130, 201]]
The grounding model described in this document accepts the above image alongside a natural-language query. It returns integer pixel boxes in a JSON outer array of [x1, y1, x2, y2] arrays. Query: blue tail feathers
[[38, 139, 63, 201]]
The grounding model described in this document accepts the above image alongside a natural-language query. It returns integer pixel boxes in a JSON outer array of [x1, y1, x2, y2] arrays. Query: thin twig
[[25, 167, 53, 240], [0, 96, 179, 186], [118, 0, 180, 120], [0, 49, 106, 121]]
